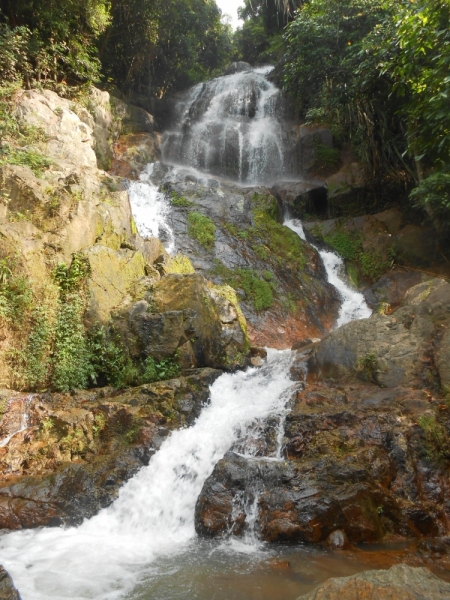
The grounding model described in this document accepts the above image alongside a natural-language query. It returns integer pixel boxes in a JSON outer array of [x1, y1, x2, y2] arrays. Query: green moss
[[210, 260, 274, 312], [165, 254, 195, 274], [170, 190, 194, 207], [130, 217, 138, 235], [251, 193, 306, 270], [0, 146, 52, 176], [187, 212, 216, 250]]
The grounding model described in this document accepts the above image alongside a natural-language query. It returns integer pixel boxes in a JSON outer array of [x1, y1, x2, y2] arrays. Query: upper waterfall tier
[[162, 67, 294, 184]]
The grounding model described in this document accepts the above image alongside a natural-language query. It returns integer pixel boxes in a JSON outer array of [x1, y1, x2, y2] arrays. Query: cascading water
[[1, 66, 374, 600], [0, 352, 296, 599], [127, 163, 176, 254], [163, 68, 293, 184], [0, 395, 33, 448], [285, 218, 372, 326]]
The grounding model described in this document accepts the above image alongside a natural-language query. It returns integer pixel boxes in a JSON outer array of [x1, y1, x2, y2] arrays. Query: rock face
[[309, 278, 450, 388], [0, 369, 220, 529], [110, 132, 161, 179], [305, 208, 439, 275], [195, 276, 450, 547], [115, 273, 250, 369], [196, 383, 450, 543], [154, 171, 340, 348], [297, 564, 450, 600], [0, 566, 21, 600]]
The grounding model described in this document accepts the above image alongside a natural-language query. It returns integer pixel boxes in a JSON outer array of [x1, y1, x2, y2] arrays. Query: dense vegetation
[[236, 0, 450, 229], [0, 0, 233, 97]]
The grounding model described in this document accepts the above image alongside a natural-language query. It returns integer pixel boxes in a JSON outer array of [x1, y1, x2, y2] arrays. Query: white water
[[0, 351, 296, 600], [163, 68, 290, 184], [285, 219, 372, 327], [127, 163, 175, 254]]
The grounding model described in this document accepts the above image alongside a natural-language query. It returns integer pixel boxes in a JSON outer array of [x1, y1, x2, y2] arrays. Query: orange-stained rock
[[110, 132, 161, 179], [297, 564, 450, 600]]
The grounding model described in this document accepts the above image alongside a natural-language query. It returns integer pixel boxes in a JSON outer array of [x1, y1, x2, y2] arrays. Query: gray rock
[[309, 278, 450, 389], [224, 62, 252, 75]]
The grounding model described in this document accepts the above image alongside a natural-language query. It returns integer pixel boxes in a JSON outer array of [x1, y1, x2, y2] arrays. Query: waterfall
[[0, 352, 296, 600], [162, 69, 292, 184], [1, 67, 374, 600], [285, 218, 372, 326], [127, 163, 176, 254]]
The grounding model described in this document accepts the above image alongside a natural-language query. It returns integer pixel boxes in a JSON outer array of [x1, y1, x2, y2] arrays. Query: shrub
[[187, 212, 216, 249], [0, 147, 52, 176], [170, 190, 194, 207], [418, 413, 450, 460]]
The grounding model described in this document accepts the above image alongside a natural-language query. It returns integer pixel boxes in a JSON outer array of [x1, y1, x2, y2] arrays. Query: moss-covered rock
[[0, 368, 221, 529], [119, 273, 250, 370]]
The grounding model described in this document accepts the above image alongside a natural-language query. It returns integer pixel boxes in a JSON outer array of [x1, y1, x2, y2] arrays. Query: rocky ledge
[[0, 368, 220, 529], [195, 277, 450, 548]]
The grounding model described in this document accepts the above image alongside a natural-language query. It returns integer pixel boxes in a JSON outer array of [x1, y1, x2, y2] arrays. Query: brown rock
[[0, 565, 22, 600], [296, 564, 450, 600]]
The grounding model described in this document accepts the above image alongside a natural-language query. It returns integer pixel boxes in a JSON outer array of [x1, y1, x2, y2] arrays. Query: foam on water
[[285, 219, 372, 327], [162, 67, 290, 184], [0, 351, 295, 600], [127, 163, 175, 254]]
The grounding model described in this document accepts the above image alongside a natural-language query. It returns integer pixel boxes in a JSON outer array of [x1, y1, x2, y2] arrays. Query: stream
[[0, 66, 378, 600]]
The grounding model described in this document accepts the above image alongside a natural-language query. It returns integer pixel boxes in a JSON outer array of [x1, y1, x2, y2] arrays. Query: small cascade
[[163, 68, 292, 184], [127, 163, 176, 254], [285, 218, 372, 327], [0, 351, 296, 600], [0, 395, 33, 448]]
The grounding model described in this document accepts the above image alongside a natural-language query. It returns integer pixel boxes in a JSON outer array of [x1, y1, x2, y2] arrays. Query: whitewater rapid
[[0, 351, 296, 600], [285, 219, 372, 327]]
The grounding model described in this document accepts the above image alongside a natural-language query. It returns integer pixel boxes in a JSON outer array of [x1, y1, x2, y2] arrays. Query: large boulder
[[195, 378, 450, 544], [297, 564, 450, 600], [309, 278, 450, 388], [14, 89, 97, 169], [116, 273, 250, 370]]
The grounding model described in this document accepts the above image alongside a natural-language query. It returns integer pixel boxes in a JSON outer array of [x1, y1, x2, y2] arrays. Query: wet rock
[[325, 529, 350, 550], [309, 278, 450, 389], [364, 268, 430, 310], [0, 565, 21, 600], [0, 369, 221, 529], [195, 381, 450, 545], [224, 62, 252, 75], [296, 563, 450, 599]]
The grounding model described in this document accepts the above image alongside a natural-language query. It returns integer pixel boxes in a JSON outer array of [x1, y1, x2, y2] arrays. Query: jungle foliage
[[279, 0, 450, 225], [0, 0, 234, 96]]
